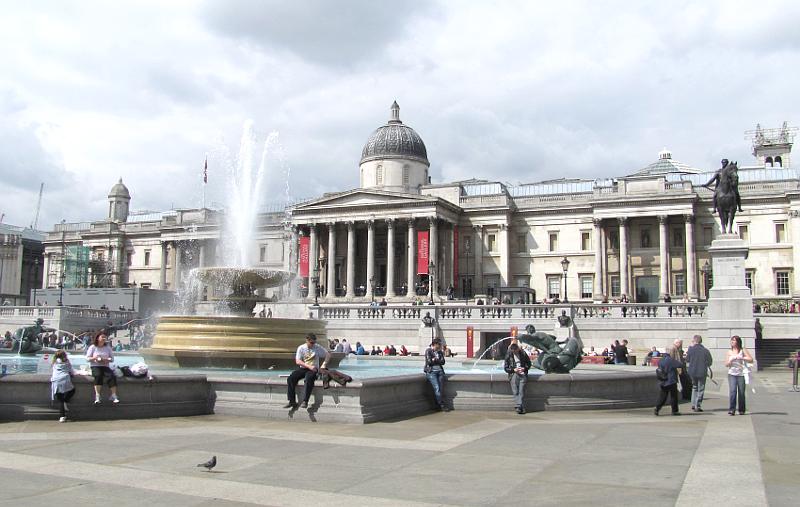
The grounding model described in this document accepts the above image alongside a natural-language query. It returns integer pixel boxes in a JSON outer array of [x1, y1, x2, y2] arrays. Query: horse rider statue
[[704, 158, 743, 234]]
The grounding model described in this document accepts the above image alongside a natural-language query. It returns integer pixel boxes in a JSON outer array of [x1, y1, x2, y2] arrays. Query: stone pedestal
[[705, 235, 755, 369]]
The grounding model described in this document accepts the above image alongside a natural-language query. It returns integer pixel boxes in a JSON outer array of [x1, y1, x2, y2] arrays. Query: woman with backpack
[[654, 345, 682, 416]]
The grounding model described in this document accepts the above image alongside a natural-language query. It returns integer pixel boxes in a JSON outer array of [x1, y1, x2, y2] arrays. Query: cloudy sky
[[1, 0, 798, 230]]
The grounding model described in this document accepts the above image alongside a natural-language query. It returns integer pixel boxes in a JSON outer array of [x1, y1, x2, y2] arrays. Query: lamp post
[[560, 256, 570, 303], [130, 281, 136, 312], [700, 260, 711, 300], [311, 264, 320, 306], [369, 275, 375, 303], [32, 257, 39, 306], [428, 260, 435, 304]]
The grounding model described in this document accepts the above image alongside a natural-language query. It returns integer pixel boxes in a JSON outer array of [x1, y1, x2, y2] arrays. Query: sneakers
[[696, 407, 704, 412], [109, 396, 120, 404], [691, 406, 696, 412], [728, 411, 735, 416], [300, 401, 308, 409], [516, 407, 525, 415], [94, 396, 101, 405], [282, 401, 297, 409], [58, 416, 67, 423]]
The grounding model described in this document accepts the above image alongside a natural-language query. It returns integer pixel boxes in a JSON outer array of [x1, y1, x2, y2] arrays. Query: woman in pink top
[[85, 332, 119, 404]]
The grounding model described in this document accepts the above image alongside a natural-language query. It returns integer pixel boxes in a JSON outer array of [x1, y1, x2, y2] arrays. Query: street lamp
[[428, 260, 435, 304], [32, 257, 39, 306], [369, 275, 375, 303], [700, 260, 712, 300], [560, 256, 570, 303], [130, 281, 136, 312], [311, 264, 320, 306]]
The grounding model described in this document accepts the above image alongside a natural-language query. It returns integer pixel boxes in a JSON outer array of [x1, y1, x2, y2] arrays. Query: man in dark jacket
[[685, 334, 713, 412], [504, 343, 532, 414], [654, 346, 682, 416]]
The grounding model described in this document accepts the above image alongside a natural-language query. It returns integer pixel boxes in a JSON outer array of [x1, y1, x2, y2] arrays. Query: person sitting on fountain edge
[[284, 333, 330, 410]]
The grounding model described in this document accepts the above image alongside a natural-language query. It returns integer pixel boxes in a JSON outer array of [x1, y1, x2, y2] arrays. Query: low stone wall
[[0, 374, 213, 421]]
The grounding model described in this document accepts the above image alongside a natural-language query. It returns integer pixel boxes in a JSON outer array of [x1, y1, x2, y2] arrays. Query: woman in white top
[[724, 335, 753, 415]]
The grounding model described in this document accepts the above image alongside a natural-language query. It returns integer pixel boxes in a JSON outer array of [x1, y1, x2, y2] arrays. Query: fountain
[[142, 122, 329, 370]]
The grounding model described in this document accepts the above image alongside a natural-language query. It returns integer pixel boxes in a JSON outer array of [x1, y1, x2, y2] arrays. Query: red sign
[[417, 231, 429, 274], [453, 228, 458, 287], [466, 326, 474, 358], [299, 236, 310, 277]]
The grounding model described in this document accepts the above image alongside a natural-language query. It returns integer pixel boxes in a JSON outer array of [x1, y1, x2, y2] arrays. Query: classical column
[[473, 225, 483, 289], [407, 220, 416, 297], [159, 243, 168, 289], [386, 219, 396, 297], [309, 225, 318, 299], [42, 253, 51, 289], [685, 215, 698, 299], [198, 240, 206, 268], [366, 220, 375, 297], [326, 223, 337, 298], [346, 221, 356, 298], [499, 223, 509, 287], [429, 217, 439, 297], [659, 215, 670, 299], [791, 210, 800, 298], [618, 217, 630, 298], [593, 218, 604, 300], [172, 242, 181, 290]]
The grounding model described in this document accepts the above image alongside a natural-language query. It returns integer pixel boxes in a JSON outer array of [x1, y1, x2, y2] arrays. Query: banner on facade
[[510, 326, 518, 338], [417, 231, 429, 274], [466, 326, 474, 358], [299, 236, 310, 277], [453, 228, 458, 287]]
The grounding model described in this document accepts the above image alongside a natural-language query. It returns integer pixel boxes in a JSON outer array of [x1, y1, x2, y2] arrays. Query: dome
[[108, 178, 130, 199], [360, 102, 429, 166]]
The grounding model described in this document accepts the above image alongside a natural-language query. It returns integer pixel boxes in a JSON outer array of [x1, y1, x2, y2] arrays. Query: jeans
[[691, 376, 707, 409], [426, 369, 445, 407], [728, 374, 746, 413], [509, 372, 527, 408], [655, 384, 679, 414], [287, 367, 318, 404]]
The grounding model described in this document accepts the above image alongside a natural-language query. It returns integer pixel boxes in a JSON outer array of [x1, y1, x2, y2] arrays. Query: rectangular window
[[517, 234, 526, 253], [547, 276, 561, 300], [96, 252, 104, 262], [515, 276, 530, 288], [549, 232, 558, 252], [672, 229, 684, 248], [144, 250, 151, 266], [402, 166, 409, 185], [674, 273, 686, 297], [581, 232, 591, 251], [580, 276, 593, 299], [775, 223, 786, 243], [610, 275, 621, 298], [702, 226, 713, 245], [608, 231, 619, 250], [745, 270, 753, 294], [376, 166, 384, 185], [259, 246, 266, 263], [738, 224, 749, 243], [640, 228, 652, 248], [126, 252, 133, 266], [776, 271, 790, 295], [487, 234, 497, 253]]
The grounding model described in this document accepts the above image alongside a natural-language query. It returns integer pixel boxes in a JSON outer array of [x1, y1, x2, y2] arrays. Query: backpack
[[656, 363, 668, 381]]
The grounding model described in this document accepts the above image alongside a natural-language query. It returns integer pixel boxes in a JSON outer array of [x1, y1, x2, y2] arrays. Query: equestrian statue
[[704, 158, 743, 234]]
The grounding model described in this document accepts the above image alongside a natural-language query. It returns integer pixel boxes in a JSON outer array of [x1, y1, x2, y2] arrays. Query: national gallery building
[[42, 104, 799, 307]]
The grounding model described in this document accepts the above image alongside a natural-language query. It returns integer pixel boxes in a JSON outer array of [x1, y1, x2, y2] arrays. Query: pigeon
[[197, 455, 217, 471]]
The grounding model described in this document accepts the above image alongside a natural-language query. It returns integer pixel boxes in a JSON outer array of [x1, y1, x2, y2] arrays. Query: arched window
[[775, 156, 783, 167], [765, 156, 773, 167]]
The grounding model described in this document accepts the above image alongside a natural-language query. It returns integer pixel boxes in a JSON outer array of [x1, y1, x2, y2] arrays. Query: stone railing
[[0, 306, 137, 334], [315, 302, 706, 321]]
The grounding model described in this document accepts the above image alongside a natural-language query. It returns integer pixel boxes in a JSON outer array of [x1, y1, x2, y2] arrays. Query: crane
[[30, 183, 44, 230]]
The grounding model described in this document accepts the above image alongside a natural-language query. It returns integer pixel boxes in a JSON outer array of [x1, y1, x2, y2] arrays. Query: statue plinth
[[705, 235, 755, 369]]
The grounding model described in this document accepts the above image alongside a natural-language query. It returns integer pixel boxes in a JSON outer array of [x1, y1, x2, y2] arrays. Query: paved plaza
[[0, 369, 797, 507]]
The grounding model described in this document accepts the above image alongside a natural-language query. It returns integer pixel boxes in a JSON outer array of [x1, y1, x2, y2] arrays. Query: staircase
[[756, 338, 800, 371]]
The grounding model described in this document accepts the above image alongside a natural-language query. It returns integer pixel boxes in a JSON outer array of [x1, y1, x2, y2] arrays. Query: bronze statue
[[517, 324, 583, 373], [557, 310, 572, 328], [704, 159, 743, 234], [14, 318, 53, 354]]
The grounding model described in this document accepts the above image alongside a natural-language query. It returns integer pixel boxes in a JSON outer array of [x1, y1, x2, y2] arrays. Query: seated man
[[284, 333, 330, 409], [645, 346, 661, 366]]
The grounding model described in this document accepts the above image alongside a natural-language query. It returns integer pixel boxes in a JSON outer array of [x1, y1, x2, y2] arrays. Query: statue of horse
[[706, 160, 742, 234]]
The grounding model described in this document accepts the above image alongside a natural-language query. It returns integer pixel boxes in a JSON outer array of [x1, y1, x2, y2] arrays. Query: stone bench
[[0, 373, 213, 421]]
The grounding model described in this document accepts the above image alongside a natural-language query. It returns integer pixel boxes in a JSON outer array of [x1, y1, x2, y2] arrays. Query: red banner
[[466, 326, 474, 358], [453, 228, 458, 287], [417, 231, 429, 274], [299, 236, 310, 277], [510, 326, 518, 337]]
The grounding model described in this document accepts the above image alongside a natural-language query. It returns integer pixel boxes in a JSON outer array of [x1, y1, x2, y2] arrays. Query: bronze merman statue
[[704, 158, 743, 234], [517, 324, 583, 373], [14, 318, 54, 354]]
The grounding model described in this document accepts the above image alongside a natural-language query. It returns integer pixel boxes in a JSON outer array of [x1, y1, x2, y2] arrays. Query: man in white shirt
[[284, 333, 330, 409]]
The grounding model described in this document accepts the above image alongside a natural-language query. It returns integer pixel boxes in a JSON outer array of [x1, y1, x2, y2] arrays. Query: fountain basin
[[143, 315, 338, 369]]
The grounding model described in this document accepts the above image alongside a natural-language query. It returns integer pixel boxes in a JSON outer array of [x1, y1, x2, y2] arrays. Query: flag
[[203, 158, 208, 184]]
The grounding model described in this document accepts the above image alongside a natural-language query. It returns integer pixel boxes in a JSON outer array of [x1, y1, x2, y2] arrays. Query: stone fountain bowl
[[192, 266, 293, 290]]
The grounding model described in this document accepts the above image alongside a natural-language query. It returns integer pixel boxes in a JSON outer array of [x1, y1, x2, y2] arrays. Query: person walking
[[504, 343, 531, 414], [612, 339, 628, 365], [685, 334, 713, 412], [725, 335, 754, 415], [50, 349, 76, 422], [85, 332, 119, 405], [424, 338, 449, 411], [284, 333, 330, 409], [654, 345, 682, 416], [673, 338, 692, 401]]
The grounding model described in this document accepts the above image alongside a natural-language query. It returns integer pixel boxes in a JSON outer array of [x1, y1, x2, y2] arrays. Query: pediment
[[292, 189, 435, 211]]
